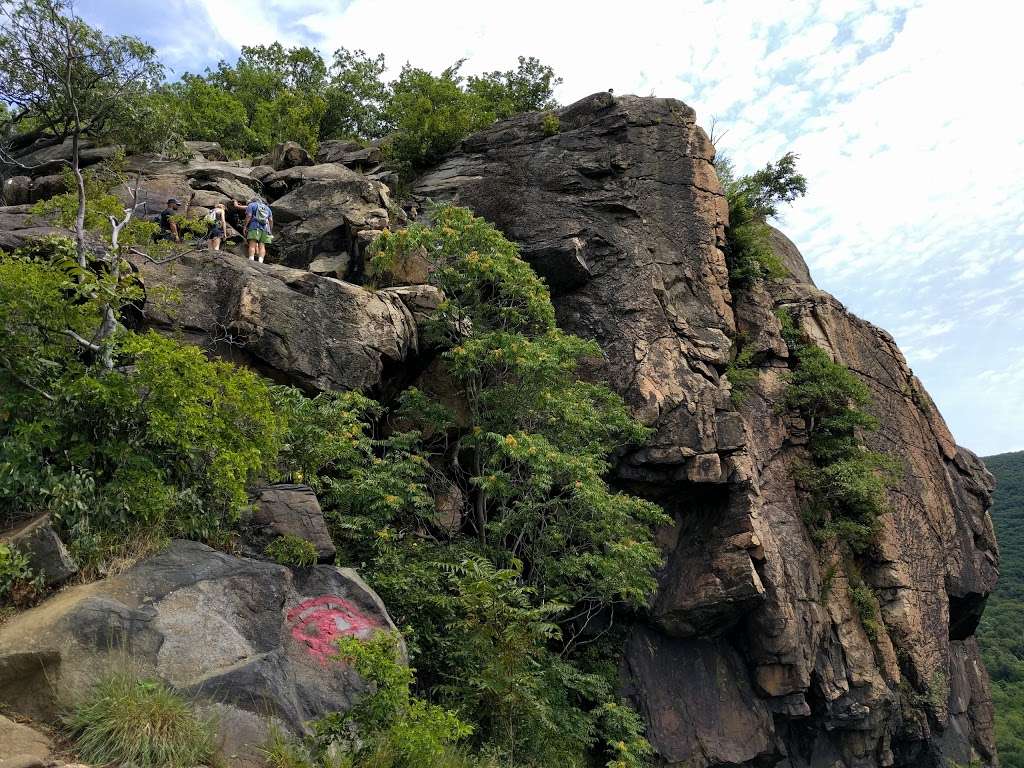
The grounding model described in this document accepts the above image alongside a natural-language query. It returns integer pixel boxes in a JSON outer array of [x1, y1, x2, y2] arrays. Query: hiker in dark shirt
[[157, 197, 182, 243]]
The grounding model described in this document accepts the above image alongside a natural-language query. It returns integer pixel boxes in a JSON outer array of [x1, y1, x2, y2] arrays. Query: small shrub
[[849, 582, 882, 643], [784, 345, 873, 442], [779, 309, 899, 555], [265, 534, 319, 568], [774, 306, 802, 350], [724, 213, 787, 286], [719, 152, 806, 287], [265, 633, 475, 768], [725, 343, 759, 406], [0, 542, 40, 606], [541, 112, 560, 136], [65, 671, 215, 768], [805, 453, 899, 553], [263, 728, 320, 768]]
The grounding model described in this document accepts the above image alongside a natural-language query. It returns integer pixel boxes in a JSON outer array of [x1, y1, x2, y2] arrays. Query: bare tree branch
[[61, 328, 101, 352]]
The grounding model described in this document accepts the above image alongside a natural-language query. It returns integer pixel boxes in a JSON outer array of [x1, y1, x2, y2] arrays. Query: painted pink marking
[[286, 595, 380, 662]]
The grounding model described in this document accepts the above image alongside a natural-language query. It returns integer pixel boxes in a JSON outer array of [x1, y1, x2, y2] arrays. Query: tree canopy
[[0, 1, 561, 174], [0, 0, 163, 151]]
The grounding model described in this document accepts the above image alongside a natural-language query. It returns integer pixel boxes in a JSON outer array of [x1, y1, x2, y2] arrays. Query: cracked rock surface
[[0, 540, 398, 768], [132, 251, 435, 394], [416, 93, 999, 768]]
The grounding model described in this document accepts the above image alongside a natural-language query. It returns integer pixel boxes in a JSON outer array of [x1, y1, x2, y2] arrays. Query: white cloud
[[904, 345, 950, 363]]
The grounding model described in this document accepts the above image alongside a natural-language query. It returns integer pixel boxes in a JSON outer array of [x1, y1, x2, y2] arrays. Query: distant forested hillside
[[979, 450, 1024, 767]]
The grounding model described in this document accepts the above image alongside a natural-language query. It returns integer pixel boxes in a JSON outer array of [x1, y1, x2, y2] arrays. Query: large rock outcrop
[[417, 93, 734, 477], [1, 140, 399, 281], [415, 93, 999, 767], [131, 251, 436, 394], [0, 540, 398, 767]]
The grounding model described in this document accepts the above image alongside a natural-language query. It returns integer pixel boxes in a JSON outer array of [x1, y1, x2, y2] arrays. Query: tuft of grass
[[265, 534, 319, 568], [263, 728, 321, 768], [65, 671, 215, 768]]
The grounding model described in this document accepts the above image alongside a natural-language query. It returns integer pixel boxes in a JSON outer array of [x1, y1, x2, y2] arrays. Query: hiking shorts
[[247, 228, 273, 244]]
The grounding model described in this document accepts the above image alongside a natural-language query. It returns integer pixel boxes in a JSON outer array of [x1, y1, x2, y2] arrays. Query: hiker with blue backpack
[[237, 197, 273, 263]]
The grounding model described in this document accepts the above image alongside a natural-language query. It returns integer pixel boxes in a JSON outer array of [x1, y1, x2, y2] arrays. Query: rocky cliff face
[[415, 93, 999, 768], [0, 93, 999, 768]]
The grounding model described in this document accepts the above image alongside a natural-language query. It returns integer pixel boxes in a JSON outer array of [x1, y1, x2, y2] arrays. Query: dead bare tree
[[708, 115, 730, 149]]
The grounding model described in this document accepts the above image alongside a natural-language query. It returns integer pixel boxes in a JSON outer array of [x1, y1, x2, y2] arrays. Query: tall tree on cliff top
[[0, 0, 163, 266]]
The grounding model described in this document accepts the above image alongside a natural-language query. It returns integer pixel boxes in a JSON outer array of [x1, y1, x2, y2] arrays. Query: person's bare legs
[[211, 237, 221, 251], [258, 242, 266, 263], [247, 237, 257, 260]]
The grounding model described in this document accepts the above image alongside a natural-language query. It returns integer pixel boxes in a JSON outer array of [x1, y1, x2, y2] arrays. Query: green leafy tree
[[157, 75, 255, 153], [352, 207, 663, 764], [373, 207, 665, 607], [322, 48, 390, 140], [466, 56, 561, 120], [251, 88, 327, 155], [0, 246, 284, 570], [204, 43, 329, 153], [731, 151, 808, 219], [0, 0, 164, 265], [208, 43, 327, 107], [156, 46, 559, 165], [384, 63, 493, 174], [718, 152, 807, 286], [268, 208, 661, 765]]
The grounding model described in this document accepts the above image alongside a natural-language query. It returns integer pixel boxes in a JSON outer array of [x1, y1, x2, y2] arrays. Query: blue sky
[[77, 0, 1024, 456]]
